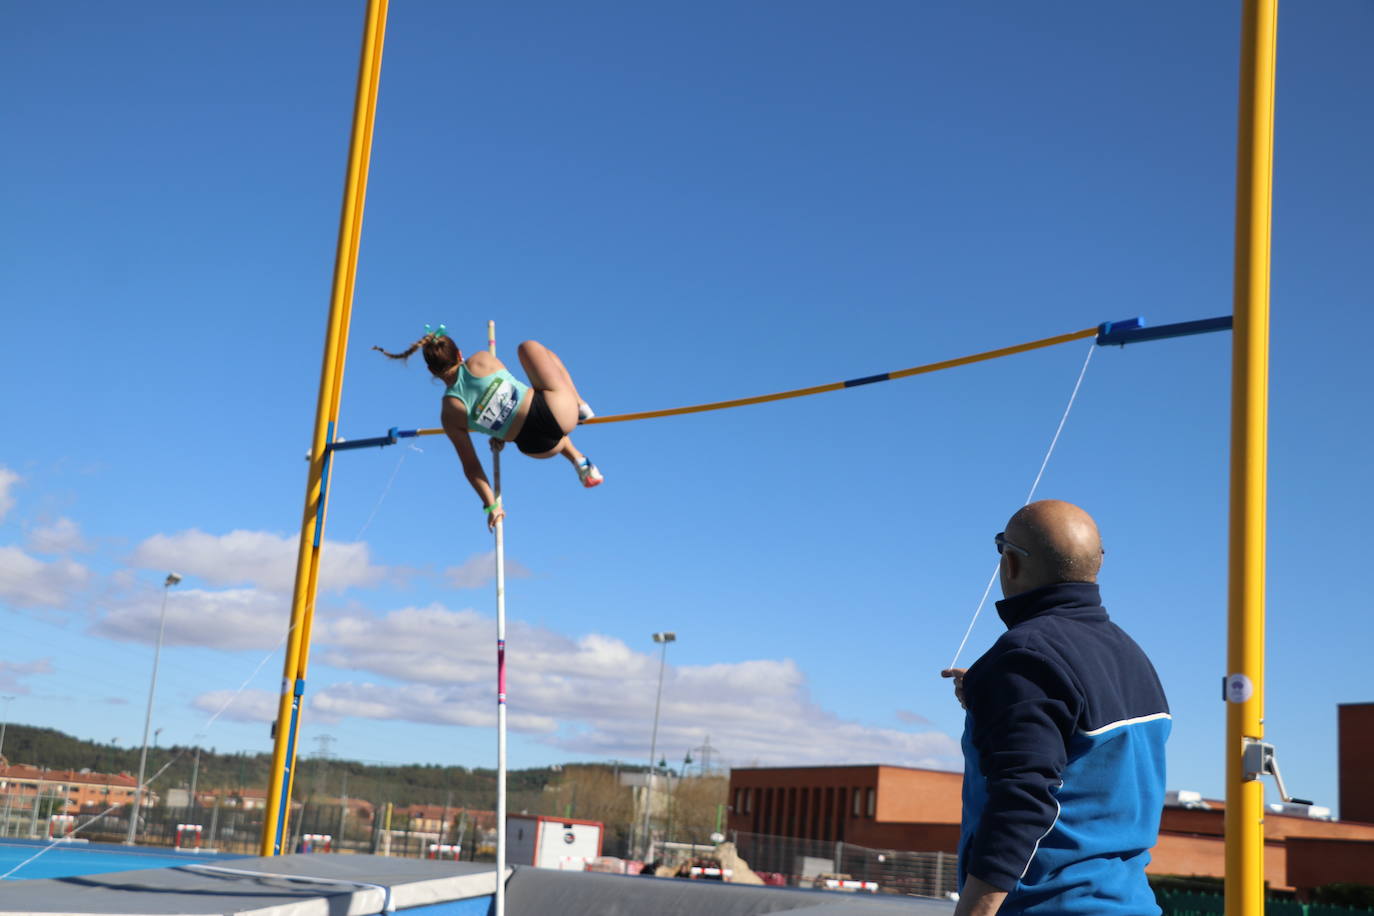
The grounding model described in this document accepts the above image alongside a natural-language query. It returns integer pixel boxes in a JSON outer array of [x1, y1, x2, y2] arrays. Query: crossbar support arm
[[1096, 316, 1234, 347], [326, 428, 420, 452]]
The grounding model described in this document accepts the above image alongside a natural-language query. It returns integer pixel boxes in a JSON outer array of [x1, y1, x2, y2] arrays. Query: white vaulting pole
[[489, 319, 507, 916]]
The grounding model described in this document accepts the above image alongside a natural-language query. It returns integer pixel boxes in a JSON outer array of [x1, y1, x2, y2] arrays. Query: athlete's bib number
[[474, 378, 519, 433]]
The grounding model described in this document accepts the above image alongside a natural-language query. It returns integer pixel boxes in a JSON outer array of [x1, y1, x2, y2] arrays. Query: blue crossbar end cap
[[1097, 316, 1145, 345], [387, 426, 399, 444]]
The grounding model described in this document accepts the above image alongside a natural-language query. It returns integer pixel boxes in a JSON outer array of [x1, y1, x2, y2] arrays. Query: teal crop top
[[443, 365, 530, 439]]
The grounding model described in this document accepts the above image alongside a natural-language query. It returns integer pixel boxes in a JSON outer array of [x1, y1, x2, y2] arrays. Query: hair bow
[[424, 323, 447, 340]]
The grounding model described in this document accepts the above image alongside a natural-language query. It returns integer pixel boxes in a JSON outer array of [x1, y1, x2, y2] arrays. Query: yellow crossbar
[[413, 325, 1098, 436]]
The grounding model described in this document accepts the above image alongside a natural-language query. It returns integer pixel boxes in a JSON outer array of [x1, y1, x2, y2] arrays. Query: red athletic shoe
[[577, 458, 604, 488]]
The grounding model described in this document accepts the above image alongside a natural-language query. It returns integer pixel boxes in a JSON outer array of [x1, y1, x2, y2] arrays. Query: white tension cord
[[947, 341, 1096, 671]]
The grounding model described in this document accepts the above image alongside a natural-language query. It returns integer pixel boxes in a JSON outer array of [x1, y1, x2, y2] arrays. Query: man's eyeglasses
[[994, 531, 1031, 558]]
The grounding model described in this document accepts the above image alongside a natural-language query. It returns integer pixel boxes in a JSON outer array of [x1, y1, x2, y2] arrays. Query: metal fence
[[730, 830, 957, 899], [1, 803, 276, 854], [0, 801, 496, 860], [1156, 890, 1374, 916]]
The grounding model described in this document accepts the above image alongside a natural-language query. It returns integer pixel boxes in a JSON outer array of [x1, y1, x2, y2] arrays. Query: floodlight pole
[[640, 632, 675, 862], [0, 696, 14, 761], [190, 734, 205, 816], [126, 573, 180, 845]]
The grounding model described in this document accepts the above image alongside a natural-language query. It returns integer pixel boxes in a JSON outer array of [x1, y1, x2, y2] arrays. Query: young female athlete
[[374, 326, 602, 530]]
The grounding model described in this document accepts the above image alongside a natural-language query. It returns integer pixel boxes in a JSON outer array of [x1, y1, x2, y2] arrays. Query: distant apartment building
[[224, 788, 269, 810], [334, 797, 377, 823], [399, 803, 495, 836], [0, 764, 144, 814]]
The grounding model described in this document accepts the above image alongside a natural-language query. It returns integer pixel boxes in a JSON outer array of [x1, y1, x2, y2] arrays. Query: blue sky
[[2, 1, 1370, 815]]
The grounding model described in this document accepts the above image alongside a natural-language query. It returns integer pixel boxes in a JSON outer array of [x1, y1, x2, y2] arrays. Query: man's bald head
[[1001, 500, 1103, 595]]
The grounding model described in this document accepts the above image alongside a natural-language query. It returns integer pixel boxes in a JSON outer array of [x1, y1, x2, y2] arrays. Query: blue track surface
[[0, 839, 248, 881]]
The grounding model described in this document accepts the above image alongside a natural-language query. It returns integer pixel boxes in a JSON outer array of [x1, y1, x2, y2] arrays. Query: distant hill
[[0, 723, 621, 810]]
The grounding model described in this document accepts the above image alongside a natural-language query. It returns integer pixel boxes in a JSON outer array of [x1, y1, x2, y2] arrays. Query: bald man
[[942, 501, 1170, 916]]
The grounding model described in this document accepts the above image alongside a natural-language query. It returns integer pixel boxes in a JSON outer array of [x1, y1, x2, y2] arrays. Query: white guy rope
[[353, 444, 423, 542], [946, 341, 1096, 670]]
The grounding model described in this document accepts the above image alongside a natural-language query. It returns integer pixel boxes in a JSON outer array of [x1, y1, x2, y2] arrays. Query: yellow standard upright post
[[260, 0, 390, 857], [1224, 1, 1277, 913]]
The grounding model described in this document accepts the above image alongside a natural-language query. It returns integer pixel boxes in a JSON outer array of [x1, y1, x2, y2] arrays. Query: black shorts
[[514, 390, 566, 455]]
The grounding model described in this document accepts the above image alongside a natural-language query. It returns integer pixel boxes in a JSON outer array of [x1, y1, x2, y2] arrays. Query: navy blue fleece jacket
[[958, 582, 1170, 916]]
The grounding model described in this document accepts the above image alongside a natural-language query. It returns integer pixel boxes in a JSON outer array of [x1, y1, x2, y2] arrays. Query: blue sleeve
[[965, 646, 1081, 891]]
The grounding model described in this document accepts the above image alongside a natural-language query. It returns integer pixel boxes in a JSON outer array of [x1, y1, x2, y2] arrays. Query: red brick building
[[729, 764, 961, 854], [1339, 703, 1374, 824], [728, 703, 1374, 894]]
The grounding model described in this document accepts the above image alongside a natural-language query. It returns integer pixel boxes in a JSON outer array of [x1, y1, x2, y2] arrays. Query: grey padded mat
[[0, 854, 954, 916], [505, 865, 955, 916], [0, 854, 499, 916]]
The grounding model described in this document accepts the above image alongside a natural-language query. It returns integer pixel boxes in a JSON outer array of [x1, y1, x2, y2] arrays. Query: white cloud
[[0, 658, 54, 694], [129, 529, 388, 593], [317, 604, 492, 684], [532, 657, 961, 769], [304, 603, 961, 771], [445, 551, 533, 589], [26, 517, 87, 555], [91, 587, 290, 650], [0, 467, 18, 522], [0, 547, 90, 608], [310, 683, 557, 733], [315, 606, 655, 688]]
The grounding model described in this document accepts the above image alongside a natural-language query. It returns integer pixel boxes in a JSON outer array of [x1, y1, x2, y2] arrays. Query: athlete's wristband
[[484, 500, 502, 514]]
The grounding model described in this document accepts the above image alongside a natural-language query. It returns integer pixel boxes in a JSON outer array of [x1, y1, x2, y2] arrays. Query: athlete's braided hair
[[373, 333, 463, 380]]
